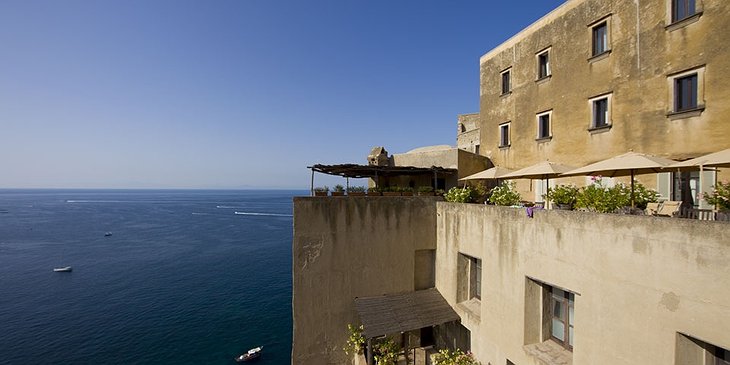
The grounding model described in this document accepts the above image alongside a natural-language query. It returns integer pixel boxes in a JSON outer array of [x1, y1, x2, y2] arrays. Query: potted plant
[[401, 186, 414, 196], [433, 348, 479, 365], [488, 181, 522, 206], [382, 186, 401, 196], [434, 189, 446, 197], [343, 324, 365, 357], [417, 186, 435, 196], [703, 181, 730, 220], [543, 184, 579, 210], [367, 187, 382, 196], [331, 184, 346, 196], [347, 186, 366, 196], [313, 186, 329, 197]]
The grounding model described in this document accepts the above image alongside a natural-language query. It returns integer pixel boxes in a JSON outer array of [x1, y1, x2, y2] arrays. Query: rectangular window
[[501, 69, 511, 95], [457, 253, 482, 302], [676, 333, 730, 365], [537, 111, 551, 139], [675, 74, 698, 112], [592, 22, 608, 56], [672, 0, 696, 22], [549, 287, 575, 349], [499, 123, 510, 148], [537, 50, 550, 79], [593, 98, 609, 127]]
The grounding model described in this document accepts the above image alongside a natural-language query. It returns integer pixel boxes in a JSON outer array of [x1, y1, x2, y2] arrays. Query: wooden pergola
[[308, 164, 457, 193]]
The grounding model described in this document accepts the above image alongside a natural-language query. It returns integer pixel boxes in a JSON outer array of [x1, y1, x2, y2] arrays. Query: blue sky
[[0, 0, 565, 189]]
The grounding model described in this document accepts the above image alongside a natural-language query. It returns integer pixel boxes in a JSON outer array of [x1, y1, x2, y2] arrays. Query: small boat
[[104, 232, 113, 237], [235, 346, 263, 362], [53, 266, 73, 272]]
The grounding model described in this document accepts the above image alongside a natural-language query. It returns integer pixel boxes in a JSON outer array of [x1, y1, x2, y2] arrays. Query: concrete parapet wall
[[292, 197, 440, 365], [436, 202, 730, 365]]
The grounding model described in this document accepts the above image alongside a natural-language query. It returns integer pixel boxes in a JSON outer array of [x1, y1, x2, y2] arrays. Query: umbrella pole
[[631, 169, 635, 209]]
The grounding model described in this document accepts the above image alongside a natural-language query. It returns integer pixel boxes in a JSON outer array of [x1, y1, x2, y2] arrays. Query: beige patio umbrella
[[667, 148, 730, 208], [501, 161, 577, 207], [459, 166, 514, 181], [561, 151, 677, 207], [667, 148, 730, 169]]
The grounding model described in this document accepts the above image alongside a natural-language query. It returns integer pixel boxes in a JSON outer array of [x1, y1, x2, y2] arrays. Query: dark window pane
[[502, 71, 511, 94], [675, 74, 698, 111], [539, 114, 550, 138], [538, 53, 549, 78], [673, 0, 696, 22], [593, 23, 607, 55], [594, 98, 608, 127]]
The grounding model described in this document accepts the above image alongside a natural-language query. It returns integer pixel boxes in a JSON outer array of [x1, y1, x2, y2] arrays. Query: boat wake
[[234, 211, 293, 217]]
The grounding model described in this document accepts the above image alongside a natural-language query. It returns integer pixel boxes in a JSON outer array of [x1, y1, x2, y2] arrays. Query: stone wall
[[292, 197, 440, 365], [436, 202, 730, 365]]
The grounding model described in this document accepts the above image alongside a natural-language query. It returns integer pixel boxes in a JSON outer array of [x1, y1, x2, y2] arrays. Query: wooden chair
[[655, 201, 682, 217], [645, 202, 661, 216]]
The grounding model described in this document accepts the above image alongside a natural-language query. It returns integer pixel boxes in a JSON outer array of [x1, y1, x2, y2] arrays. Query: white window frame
[[536, 110, 552, 140], [499, 122, 511, 148], [500, 67, 512, 95], [536, 47, 551, 81], [666, 0, 703, 30], [589, 93, 612, 130], [588, 15, 611, 60], [667, 66, 705, 118]]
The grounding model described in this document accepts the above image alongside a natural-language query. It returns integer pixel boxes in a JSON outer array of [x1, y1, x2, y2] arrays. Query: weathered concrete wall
[[479, 0, 730, 195], [292, 197, 440, 365], [436, 202, 730, 365]]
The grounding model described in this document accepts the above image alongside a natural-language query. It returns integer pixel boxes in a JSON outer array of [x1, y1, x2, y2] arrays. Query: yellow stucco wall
[[478, 0, 730, 192]]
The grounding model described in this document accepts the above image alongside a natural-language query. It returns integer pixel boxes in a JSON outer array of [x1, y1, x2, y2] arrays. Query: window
[[592, 22, 608, 56], [499, 123, 510, 148], [457, 253, 482, 302], [474, 144, 480, 155], [537, 49, 550, 79], [589, 93, 612, 130], [501, 68, 512, 95], [676, 333, 730, 365], [667, 66, 704, 117], [549, 287, 574, 349], [536, 111, 552, 140], [675, 73, 698, 112], [672, 0, 696, 22]]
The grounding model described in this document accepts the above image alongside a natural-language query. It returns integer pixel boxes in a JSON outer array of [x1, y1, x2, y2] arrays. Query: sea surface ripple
[[0, 189, 300, 365]]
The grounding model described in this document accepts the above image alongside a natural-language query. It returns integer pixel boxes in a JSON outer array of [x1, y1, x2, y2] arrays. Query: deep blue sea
[[0, 189, 301, 365]]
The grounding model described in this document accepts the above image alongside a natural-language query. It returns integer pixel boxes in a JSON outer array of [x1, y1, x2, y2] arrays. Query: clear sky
[[0, 0, 566, 189]]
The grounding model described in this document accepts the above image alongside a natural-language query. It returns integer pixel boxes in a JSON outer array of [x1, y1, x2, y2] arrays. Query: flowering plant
[[575, 177, 658, 212], [373, 337, 399, 365], [488, 181, 521, 206], [703, 181, 730, 211], [543, 184, 579, 206], [343, 324, 365, 356], [433, 348, 480, 365], [444, 187, 474, 203]]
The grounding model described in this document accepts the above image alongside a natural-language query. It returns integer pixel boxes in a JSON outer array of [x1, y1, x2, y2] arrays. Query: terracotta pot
[[314, 191, 328, 197], [401, 192, 414, 196], [382, 192, 402, 196], [367, 191, 382, 196], [348, 192, 366, 197], [331, 191, 345, 196]]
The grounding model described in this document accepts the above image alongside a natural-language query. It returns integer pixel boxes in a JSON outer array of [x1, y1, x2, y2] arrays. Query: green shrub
[[704, 181, 730, 211], [348, 186, 366, 193], [488, 181, 522, 206], [433, 348, 480, 365], [543, 184, 579, 206], [444, 187, 474, 203], [314, 186, 329, 193], [417, 186, 434, 193], [333, 184, 345, 192], [343, 324, 365, 356], [373, 337, 399, 365], [575, 178, 658, 212]]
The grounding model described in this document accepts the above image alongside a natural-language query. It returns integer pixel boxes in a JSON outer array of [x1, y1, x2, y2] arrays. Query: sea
[[0, 189, 301, 365]]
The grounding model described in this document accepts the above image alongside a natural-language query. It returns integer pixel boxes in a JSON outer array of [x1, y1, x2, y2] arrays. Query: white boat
[[53, 266, 72, 272], [104, 232, 113, 237], [235, 346, 263, 362]]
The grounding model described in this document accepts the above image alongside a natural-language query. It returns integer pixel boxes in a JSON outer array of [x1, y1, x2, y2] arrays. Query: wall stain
[[659, 292, 680, 312], [301, 239, 324, 269]]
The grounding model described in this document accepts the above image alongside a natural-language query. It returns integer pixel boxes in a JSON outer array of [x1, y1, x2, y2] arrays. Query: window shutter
[[656, 172, 671, 201]]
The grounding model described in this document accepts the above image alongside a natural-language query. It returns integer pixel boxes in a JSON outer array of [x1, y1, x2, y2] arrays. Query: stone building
[[478, 0, 730, 206], [292, 0, 730, 364]]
